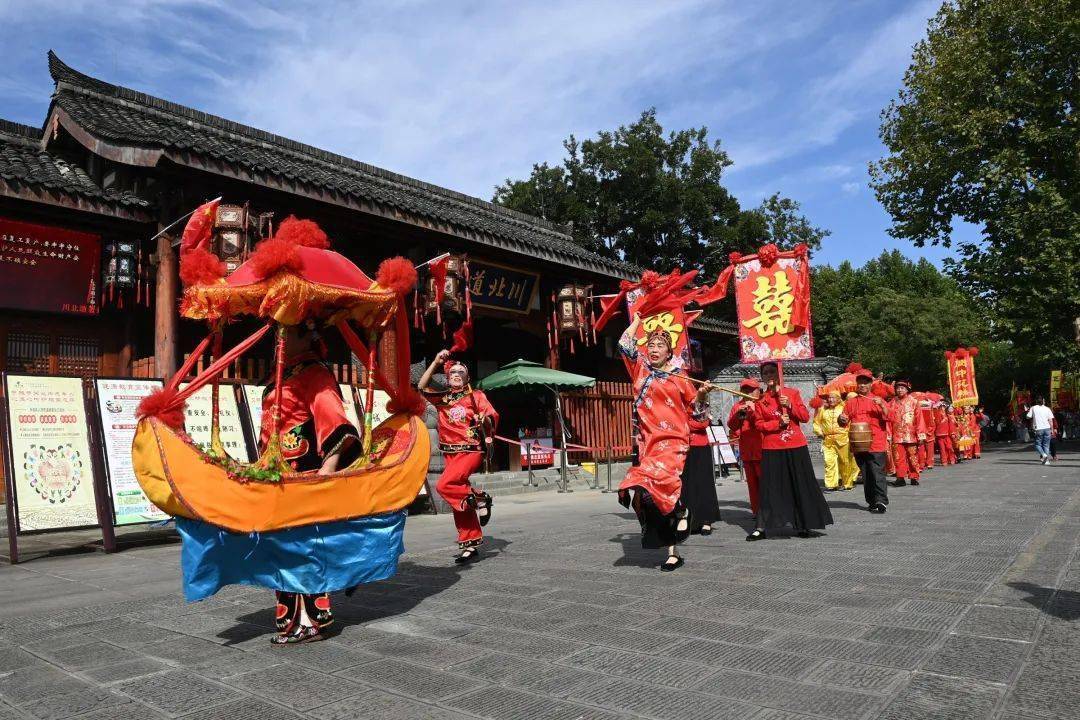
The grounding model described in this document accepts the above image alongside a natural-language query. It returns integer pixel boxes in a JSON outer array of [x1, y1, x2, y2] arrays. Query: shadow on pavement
[[226, 539, 512, 641], [1009, 582, 1080, 621]]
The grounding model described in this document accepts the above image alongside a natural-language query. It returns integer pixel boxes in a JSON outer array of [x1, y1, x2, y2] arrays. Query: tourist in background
[[1025, 397, 1055, 464]]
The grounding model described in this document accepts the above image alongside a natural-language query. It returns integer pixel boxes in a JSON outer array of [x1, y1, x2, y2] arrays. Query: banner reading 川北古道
[[733, 245, 814, 363], [3, 374, 99, 531], [94, 378, 169, 526], [945, 347, 980, 408], [468, 260, 539, 314], [0, 218, 101, 315]]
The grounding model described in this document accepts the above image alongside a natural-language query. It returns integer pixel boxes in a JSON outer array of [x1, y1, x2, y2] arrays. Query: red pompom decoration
[[809, 395, 823, 409], [619, 280, 635, 292], [968, 346, 979, 356], [179, 246, 226, 286], [376, 256, 418, 295], [729, 251, 742, 263], [844, 362, 865, 374], [136, 387, 186, 430], [386, 388, 428, 417], [793, 243, 809, 257], [639, 270, 661, 291], [758, 243, 780, 267], [249, 237, 302, 279], [274, 215, 330, 249]]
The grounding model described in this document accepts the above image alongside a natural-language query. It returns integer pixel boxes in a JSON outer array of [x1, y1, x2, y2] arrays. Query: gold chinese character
[[741, 271, 794, 338], [637, 312, 684, 348]]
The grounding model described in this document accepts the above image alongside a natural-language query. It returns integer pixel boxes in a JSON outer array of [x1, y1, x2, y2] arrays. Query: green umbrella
[[477, 360, 595, 490], [476, 359, 595, 391]]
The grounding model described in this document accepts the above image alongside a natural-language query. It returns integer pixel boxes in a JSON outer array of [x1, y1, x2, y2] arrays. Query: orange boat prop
[[132, 413, 429, 533]]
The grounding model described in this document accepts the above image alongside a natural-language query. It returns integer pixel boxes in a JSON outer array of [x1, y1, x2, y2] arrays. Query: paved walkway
[[1, 443, 1078, 720]]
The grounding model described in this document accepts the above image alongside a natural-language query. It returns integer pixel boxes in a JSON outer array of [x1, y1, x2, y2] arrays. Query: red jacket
[[752, 387, 810, 450], [887, 394, 927, 445], [843, 394, 889, 453], [423, 387, 499, 452], [728, 401, 762, 462], [688, 415, 711, 447], [933, 406, 953, 437]]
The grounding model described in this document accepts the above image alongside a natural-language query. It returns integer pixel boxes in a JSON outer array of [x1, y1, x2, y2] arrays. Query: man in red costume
[[419, 349, 499, 564], [843, 371, 890, 513], [261, 323, 361, 644], [728, 379, 763, 518], [918, 397, 936, 471], [971, 406, 985, 459], [934, 402, 956, 465], [887, 380, 927, 486]]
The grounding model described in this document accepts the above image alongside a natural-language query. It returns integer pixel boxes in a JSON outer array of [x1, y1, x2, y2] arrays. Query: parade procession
[[1, 1, 1078, 718]]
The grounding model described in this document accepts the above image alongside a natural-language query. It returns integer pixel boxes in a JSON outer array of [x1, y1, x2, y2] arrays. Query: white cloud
[[841, 181, 861, 195]]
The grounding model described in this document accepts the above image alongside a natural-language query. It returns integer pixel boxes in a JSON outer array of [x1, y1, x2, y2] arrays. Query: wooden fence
[[561, 380, 634, 459]]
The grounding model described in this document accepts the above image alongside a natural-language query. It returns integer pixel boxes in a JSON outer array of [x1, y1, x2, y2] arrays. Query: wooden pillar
[[154, 232, 177, 378], [119, 310, 135, 376]]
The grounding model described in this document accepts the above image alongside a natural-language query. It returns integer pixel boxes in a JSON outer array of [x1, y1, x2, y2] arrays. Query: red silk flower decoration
[[758, 243, 780, 267]]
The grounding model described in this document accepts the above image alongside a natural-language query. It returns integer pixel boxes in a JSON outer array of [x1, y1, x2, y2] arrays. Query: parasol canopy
[[476, 359, 595, 392]]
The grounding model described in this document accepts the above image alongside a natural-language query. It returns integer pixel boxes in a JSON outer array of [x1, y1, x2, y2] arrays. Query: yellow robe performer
[[813, 392, 859, 490]]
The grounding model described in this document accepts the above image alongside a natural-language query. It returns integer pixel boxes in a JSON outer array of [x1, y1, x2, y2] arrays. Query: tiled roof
[[46, 52, 634, 278], [0, 118, 149, 211]]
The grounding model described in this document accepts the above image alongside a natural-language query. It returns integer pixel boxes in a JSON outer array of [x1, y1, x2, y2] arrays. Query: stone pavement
[[1, 442, 1078, 720]]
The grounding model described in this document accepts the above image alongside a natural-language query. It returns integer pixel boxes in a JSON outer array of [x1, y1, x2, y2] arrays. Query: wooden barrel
[[849, 422, 873, 453]]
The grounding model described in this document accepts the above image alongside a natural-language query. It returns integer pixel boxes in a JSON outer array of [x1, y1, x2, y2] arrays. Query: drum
[[849, 422, 873, 453]]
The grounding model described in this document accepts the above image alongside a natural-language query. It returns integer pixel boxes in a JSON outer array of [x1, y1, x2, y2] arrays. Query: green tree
[[812, 251, 995, 394], [870, 0, 1080, 368], [494, 109, 824, 275]]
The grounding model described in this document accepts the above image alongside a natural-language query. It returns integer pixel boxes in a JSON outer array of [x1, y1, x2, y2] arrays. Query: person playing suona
[[812, 390, 859, 491], [887, 380, 927, 487], [918, 397, 936, 471], [843, 372, 890, 514], [260, 323, 362, 644], [728, 379, 763, 518], [419, 349, 498, 564], [933, 401, 956, 466], [617, 313, 711, 571], [680, 399, 719, 535], [746, 361, 833, 541]]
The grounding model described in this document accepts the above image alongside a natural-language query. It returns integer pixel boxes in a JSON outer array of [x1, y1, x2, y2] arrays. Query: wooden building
[[1, 52, 736, 474]]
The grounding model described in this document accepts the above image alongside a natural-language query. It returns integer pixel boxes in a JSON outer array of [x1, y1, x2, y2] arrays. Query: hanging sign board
[[0, 217, 101, 316], [2, 374, 99, 531], [468, 260, 539, 314], [93, 378, 169, 526], [179, 383, 252, 461]]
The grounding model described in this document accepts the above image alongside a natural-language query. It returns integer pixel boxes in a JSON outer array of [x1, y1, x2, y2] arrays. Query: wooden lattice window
[[57, 336, 101, 377], [5, 332, 50, 375]]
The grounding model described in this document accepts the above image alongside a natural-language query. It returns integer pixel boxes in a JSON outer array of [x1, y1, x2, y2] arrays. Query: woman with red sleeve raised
[[419, 349, 499, 564], [842, 371, 891, 514], [746, 361, 833, 541]]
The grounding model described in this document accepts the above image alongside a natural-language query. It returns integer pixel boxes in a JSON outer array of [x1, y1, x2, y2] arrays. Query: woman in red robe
[[617, 314, 711, 571], [746, 361, 833, 541], [419, 349, 499, 564]]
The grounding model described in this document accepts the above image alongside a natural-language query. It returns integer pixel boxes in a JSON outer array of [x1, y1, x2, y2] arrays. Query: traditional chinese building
[[0, 52, 737, 479]]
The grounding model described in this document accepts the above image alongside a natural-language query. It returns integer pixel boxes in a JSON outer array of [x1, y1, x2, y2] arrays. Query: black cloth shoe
[[893, 478, 907, 487], [745, 529, 766, 542], [474, 492, 493, 527], [699, 526, 713, 536], [869, 503, 887, 514], [270, 623, 322, 645], [910, 478, 920, 486], [455, 547, 481, 564], [660, 555, 684, 572]]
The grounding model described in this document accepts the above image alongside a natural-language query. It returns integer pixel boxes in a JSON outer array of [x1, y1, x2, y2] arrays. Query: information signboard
[[707, 424, 739, 466], [179, 383, 252, 461], [94, 378, 169, 526], [2, 374, 99, 531]]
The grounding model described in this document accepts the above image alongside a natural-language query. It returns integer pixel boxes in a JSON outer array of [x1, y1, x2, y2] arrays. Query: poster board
[[2, 374, 99, 531], [94, 378, 169, 526], [707, 424, 739, 466], [179, 383, 252, 461]]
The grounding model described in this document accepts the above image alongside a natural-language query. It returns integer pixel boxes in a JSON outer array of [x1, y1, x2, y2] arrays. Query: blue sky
[[0, 0, 970, 269]]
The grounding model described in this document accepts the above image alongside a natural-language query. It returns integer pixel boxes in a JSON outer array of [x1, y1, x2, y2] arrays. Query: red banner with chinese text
[[0, 218, 101, 315], [945, 347, 979, 408], [626, 288, 701, 370], [733, 247, 813, 363]]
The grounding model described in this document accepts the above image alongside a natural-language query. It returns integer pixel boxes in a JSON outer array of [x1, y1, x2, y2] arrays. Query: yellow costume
[[813, 399, 859, 490]]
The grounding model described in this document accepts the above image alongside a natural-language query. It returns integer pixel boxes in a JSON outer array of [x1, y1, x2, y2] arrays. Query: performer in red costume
[[728, 380, 763, 518], [843, 371, 890, 513], [617, 314, 711, 571], [261, 323, 362, 644], [887, 380, 927, 487], [934, 402, 956, 465], [419, 349, 499, 564], [918, 398, 936, 471], [971, 407, 985, 459], [746, 361, 833, 541]]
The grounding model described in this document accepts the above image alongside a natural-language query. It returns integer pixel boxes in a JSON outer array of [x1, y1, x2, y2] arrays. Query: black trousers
[[856, 451, 889, 508]]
